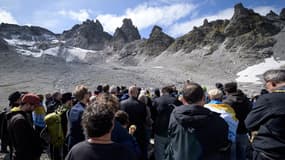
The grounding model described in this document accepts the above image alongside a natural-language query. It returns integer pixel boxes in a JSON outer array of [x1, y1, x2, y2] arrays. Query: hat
[[62, 92, 73, 103], [21, 93, 40, 106], [8, 91, 21, 103]]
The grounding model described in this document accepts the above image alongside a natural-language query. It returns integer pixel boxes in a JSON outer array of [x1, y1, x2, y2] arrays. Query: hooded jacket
[[165, 105, 230, 160], [223, 90, 251, 134], [7, 110, 42, 160], [245, 86, 285, 159]]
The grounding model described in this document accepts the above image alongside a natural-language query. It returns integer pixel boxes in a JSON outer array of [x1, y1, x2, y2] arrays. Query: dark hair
[[182, 83, 204, 104], [263, 69, 285, 83], [8, 91, 21, 107], [82, 103, 114, 138], [154, 88, 160, 97], [161, 86, 172, 94], [62, 92, 73, 104], [103, 84, 110, 93], [97, 85, 103, 93], [224, 82, 238, 93], [115, 110, 129, 126]]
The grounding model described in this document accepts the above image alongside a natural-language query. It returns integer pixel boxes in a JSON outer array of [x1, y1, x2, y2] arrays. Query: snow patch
[[5, 38, 35, 46], [152, 66, 164, 69], [236, 57, 285, 84]]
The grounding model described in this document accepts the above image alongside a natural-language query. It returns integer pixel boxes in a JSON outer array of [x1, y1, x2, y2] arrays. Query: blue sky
[[0, 0, 284, 38]]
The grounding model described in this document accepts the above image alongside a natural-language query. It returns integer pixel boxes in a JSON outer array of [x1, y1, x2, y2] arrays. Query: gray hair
[[263, 69, 285, 83]]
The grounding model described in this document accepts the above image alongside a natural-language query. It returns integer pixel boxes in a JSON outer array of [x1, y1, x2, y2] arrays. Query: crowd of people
[[0, 69, 284, 160]]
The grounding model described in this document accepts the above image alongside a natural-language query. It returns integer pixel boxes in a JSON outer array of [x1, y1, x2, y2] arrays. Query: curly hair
[[95, 93, 119, 113], [82, 103, 114, 138]]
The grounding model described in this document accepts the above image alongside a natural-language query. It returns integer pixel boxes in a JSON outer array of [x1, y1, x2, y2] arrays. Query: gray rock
[[144, 25, 174, 56], [61, 19, 112, 50]]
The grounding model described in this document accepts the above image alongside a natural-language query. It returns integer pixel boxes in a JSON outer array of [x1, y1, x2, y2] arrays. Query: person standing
[[165, 83, 229, 160], [120, 86, 147, 160], [65, 102, 136, 160], [7, 93, 43, 160], [152, 86, 180, 160], [67, 85, 90, 150], [246, 69, 285, 159], [223, 82, 251, 160]]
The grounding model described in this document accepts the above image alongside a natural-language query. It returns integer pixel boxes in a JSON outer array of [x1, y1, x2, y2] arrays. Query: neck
[[80, 100, 87, 105], [88, 133, 112, 144]]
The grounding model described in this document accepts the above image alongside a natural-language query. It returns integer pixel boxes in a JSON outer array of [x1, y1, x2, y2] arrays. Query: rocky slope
[[0, 3, 285, 106]]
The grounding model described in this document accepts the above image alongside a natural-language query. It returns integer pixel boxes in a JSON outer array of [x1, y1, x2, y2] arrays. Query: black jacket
[[152, 94, 181, 137], [223, 90, 251, 134], [120, 97, 147, 153], [120, 97, 147, 130], [166, 105, 230, 160], [245, 87, 285, 159], [7, 110, 42, 160]]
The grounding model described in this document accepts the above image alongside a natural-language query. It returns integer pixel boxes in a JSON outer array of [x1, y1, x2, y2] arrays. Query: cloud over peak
[[59, 9, 90, 22], [96, 3, 197, 34], [0, 9, 18, 24]]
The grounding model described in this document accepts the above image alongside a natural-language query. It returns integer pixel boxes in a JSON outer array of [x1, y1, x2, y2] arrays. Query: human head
[[21, 93, 41, 112], [8, 91, 22, 107], [103, 84, 110, 93], [154, 88, 160, 97], [95, 93, 119, 113], [109, 85, 118, 95], [82, 103, 114, 138], [138, 94, 147, 104], [115, 110, 129, 128], [73, 85, 89, 104], [182, 83, 205, 106], [62, 92, 73, 106], [263, 69, 285, 92], [128, 86, 138, 98], [161, 86, 172, 95], [224, 82, 238, 94], [52, 92, 62, 101], [208, 89, 223, 101]]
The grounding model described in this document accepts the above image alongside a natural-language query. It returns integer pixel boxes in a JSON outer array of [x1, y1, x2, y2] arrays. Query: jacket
[[223, 90, 251, 134], [7, 110, 42, 160], [245, 86, 285, 159], [205, 100, 238, 142], [152, 94, 181, 137], [120, 97, 147, 130], [67, 102, 86, 150], [165, 105, 230, 160]]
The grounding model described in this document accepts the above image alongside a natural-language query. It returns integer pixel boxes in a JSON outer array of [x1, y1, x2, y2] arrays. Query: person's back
[[120, 97, 147, 128], [66, 141, 135, 160], [120, 86, 147, 159], [245, 69, 285, 159], [66, 99, 136, 160], [67, 102, 85, 149], [67, 85, 89, 150], [165, 83, 229, 160], [166, 105, 229, 160]]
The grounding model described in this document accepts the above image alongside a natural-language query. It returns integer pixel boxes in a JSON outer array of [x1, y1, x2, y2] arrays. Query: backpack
[[44, 109, 65, 147]]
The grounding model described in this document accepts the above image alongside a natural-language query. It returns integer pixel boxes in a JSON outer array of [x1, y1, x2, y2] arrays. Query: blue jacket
[[67, 102, 86, 150]]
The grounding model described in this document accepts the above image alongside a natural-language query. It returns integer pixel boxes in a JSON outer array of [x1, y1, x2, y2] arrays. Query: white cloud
[[169, 8, 233, 37], [168, 5, 279, 37], [0, 9, 17, 24], [96, 3, 196, 34], [59, 9, 90, 21]]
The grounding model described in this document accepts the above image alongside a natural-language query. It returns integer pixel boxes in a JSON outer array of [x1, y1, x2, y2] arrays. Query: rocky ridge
[[0, 3, 285, 106]]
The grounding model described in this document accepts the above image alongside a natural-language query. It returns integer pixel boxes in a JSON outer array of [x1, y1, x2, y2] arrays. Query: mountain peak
[[280, 8, 285, 20]]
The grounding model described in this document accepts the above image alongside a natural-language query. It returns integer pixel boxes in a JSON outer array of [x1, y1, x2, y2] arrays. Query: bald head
[[128, 86, 138, 98]]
